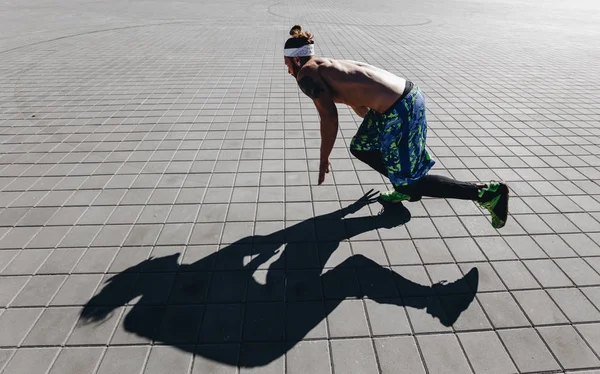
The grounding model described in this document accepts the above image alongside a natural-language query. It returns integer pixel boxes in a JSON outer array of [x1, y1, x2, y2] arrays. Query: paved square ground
[[1, 0, 600, 373]]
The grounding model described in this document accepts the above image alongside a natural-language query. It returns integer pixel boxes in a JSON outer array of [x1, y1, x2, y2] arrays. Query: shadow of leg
[[343, 255, 479, 327]]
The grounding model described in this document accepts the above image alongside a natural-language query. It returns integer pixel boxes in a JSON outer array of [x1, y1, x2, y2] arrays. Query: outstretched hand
[[346, 189, 379, 213]]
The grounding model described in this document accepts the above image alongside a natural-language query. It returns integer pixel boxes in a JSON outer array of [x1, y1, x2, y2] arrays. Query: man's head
[[284, 25, 315, 78]]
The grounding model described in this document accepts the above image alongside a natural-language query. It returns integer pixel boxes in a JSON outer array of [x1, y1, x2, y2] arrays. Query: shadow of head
[[80, 254, 181, 323]]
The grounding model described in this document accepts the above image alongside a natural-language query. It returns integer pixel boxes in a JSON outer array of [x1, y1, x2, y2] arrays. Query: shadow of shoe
[[427, 267, 479, 326]]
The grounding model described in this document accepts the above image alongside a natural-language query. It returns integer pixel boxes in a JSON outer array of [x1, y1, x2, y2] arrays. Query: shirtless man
[[284, 25, 509, 228]]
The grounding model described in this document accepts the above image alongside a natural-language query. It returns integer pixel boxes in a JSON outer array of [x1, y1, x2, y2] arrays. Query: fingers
[[318, 171, 326, 185]]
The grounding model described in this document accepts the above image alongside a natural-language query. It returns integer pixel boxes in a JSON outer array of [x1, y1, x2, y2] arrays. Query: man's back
[[300, 58, 407, 113]]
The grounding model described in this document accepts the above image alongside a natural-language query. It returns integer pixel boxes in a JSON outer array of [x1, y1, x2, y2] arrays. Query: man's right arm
[[297, 66, 339, 185]]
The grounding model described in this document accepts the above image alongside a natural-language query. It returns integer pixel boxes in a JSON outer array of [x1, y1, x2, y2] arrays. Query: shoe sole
[[495, 182, 510, 229]]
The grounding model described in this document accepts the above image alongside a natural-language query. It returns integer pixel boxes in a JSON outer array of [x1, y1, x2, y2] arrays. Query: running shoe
[[378, 189, 412, 203], [477, 181, 509, 229]]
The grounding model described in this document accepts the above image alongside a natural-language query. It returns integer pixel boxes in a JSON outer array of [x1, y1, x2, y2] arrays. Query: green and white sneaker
[[378, 190, 412, 204], [477, 181, 509, 229]]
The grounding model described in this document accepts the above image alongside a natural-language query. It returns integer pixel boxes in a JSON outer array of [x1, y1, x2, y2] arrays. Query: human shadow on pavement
[[81, 190, 479, 368]]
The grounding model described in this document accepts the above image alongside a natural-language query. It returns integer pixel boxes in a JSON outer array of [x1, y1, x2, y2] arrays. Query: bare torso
[[299, 58, 407, 114]]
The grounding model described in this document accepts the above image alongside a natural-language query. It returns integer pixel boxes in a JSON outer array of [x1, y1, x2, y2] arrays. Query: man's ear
[[293, 56, 301, 66]]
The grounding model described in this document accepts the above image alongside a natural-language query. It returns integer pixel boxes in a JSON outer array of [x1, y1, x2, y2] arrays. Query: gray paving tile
[[557, 258, 600, 286], [37, 248, 85, 275], [547, 288, 600, 323], [24, 307, 80, 346], [491, 260, 541, 290], [2, 347, 58, 374], [327, 299, 369, 338], [503, 235, 547, 259], [413, 238, 456, 266], [417, 334, 472, 374], [144, 346, 192, 374], [477, 292, 530, 328], [2, 249, 51, 275], [286, 302, 328, 340], [539, 325, 600, 370], [50, 274, 103, 306], [48, 347, 103, 374], [0, 349, 12, 372], [72, 247, 119, 273], [513, 290, 568, 325], [498, 328, 560, 372], [0, 308, 42, 346], [444, 237, 487, 262], [96, 346, 149, 374], [330, 338, 378, 374], [532, 234, 577, 257], [374, 336, 425, 374], [474, 237, 516, 260], [576, 323, 600, 360], [192, 345, 238, 374], [458, 331, 517, 374], [524, 259, 573, 287], [11, 275, 66, 307], [0, 277, 28, 307], [364, 299, 411, 335], [286, 340, 331, 374], [67, 307, 123, 345]]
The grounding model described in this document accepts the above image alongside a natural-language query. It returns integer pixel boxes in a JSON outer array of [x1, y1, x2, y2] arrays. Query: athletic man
[[284, 25, 509, 228]]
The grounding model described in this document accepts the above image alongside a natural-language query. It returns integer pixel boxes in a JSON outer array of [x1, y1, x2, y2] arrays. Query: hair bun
[[290, 25, 302, 37]]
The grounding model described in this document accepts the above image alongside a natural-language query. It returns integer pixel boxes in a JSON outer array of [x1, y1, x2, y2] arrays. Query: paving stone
[[458, 331, 517, 374], [0, 277, 28, 307], [48, 347, 103, 374], [67, 306, 123, 345], [192, 345, 239, 374], [2, 249, 51, 275], [286, 340, 331, 374], [327, 299, 369, 338], [513, 290, 568, 325], [576, 323, 600, 359], [499, 328, 560, 372], [532, 234, 577, 257], [491, 260, 541, 290], [547, 288, 600, 323], [477, 292, 530, 328], [37, 248, 85, 274], [144, 346, 193, 374], [444, 237, 486, 262], [0, 308, 42, 346], [382, 240, 421, 265], [503, 235, 547, 259], [50, 274, 103, 306], [22, 307, 80, 346], [474, 236, 516, 260], [330, 339, 378, 374], [524, 259, 573, 287], [72, 247, 119, 273], [539, 325, 600, 370], [11, 275, 66, 307], [96, 346, 149, 374], [557, 258, 600, 286], [417, 334, 472, 374], [2, 347, 58, 374], [374, 336, 425, 374]]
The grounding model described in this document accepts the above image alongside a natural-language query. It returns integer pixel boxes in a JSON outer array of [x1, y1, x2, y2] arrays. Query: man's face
[[284, 57, 299, 78]]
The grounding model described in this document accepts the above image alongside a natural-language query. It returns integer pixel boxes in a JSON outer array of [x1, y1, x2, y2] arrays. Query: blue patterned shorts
[[350, 85, 435, 186]]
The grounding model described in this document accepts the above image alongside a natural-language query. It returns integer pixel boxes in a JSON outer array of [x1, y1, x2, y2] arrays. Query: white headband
[[284, 44, 314, 57]]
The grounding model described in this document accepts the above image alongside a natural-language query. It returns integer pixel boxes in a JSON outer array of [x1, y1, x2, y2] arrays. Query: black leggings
[[351, 149, 480, 201]]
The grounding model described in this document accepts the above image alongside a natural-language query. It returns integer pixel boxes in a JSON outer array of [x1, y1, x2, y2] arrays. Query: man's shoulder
[[297, 60, 322, 78]]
